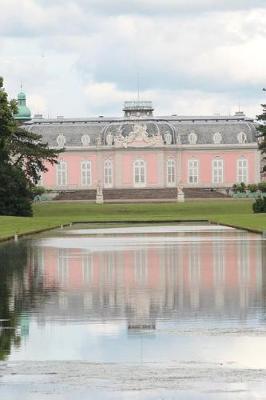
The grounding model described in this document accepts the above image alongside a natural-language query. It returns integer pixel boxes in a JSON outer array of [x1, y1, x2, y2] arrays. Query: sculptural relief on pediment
[[114, 124, 163, 148]]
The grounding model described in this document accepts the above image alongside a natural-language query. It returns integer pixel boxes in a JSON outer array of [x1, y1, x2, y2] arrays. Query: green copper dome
[[18, 91, 26, 101], [14, 90, 31, 121]]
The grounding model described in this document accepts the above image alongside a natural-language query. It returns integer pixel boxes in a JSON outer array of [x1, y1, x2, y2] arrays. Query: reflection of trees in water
[[0, 242, 26, 360], [0, 242, 54, 361]]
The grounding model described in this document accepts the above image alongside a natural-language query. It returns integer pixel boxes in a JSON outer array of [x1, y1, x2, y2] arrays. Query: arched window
[[81, 161, 91, 186], [134, 159, 146, 187], [188, 159, 199, 184], [213, 132, 222, 144], [164, 132, 172, 145], [106, 134, 113, 146], [104, 159, 113, 187], [212, 159, 224, 184], [237, 132, 247, 144], [167, 159, 176, 186], [237, 157, 248, 183], [81, 134, 90, 146], [57, 160, 67, 186], [188, 132, 197, 145], [57, 134, 66, 148]]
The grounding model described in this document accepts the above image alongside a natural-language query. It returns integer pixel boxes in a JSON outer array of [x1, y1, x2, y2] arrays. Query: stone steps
[[184, 189, 228, 199], [54, 188, 229, 201]]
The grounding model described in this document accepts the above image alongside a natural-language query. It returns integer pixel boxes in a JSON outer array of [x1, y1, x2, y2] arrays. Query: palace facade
[[17, 94, 260, 193]]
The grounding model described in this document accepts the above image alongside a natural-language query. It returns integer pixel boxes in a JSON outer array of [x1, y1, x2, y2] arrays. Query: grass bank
[[0, 200, 265, 241]]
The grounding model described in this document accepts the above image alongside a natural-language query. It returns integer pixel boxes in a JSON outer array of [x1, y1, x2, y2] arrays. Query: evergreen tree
[[257, 99, 266, 174], [0, 77, 61, 216]]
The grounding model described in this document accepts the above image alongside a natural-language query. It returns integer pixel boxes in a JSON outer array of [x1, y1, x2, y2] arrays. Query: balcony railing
[[123, 101, 153, 110]]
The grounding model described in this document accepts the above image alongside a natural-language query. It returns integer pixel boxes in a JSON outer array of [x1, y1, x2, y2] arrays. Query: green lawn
[[0, 200, 265, 241]]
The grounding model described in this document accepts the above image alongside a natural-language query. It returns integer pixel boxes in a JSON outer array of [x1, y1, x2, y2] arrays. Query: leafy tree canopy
[[0, 77, 61, 216], [257, 100, 266, 173]]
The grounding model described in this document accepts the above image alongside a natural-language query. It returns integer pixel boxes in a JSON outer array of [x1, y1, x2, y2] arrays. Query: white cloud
[[36, 0, 266, 16], [28, 94, 47, 116], [0, 0, 96, 36], [83, 81, 262, 117], [0, 0, 265, 118]]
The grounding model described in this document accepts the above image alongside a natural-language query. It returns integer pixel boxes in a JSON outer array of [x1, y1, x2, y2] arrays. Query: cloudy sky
[[1, 0, 266, 118]]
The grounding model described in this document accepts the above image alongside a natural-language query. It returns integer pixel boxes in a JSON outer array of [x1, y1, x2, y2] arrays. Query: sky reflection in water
[[0, 223, 266, 398]]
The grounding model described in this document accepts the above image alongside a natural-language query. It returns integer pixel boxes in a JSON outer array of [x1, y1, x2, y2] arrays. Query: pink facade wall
[[42, 148, 259, 189], [181, 150, 257, 186], [122, 154, 133, 185], [147, 153, 158, 185]]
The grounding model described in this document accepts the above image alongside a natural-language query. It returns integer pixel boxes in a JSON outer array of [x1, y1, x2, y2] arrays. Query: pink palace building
[[17, 93, 261, 199]]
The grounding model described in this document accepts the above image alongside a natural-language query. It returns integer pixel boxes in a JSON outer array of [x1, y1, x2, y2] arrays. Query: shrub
[[232, 183, 246, 193], [232, 184, 241, 193], [0, 164, 33, 217], [232, 184, 238, 193], [258, 182, 266, 193], [247, 184, 258, 193], [239, 182, 246, 193], [31, 186, 46, 197], [253, 197, 266, 213]]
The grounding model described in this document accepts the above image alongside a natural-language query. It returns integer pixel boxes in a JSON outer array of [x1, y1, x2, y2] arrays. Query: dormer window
[[81, 134, 90, 146], [213, 132, 222, 144], [238, 132, 247, 144], [188, 132, 197, 145], [164, 132, 172, 145], [106, 133, 113, 146], [57, 134, 66, 148]]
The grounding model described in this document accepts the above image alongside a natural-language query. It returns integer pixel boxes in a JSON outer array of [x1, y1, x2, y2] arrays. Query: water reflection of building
[[30, 234, 264, 329]]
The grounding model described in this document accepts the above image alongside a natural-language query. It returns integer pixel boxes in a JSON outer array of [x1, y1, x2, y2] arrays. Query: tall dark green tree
[[257, 99, 266, 174], [0, 77, 61, 216]]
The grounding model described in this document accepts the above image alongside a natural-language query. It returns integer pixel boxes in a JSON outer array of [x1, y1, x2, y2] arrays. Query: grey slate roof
[[24, 115, 257, 147]]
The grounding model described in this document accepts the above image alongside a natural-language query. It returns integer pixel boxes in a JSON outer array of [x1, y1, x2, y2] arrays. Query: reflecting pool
[[0, 223, 266, 399]]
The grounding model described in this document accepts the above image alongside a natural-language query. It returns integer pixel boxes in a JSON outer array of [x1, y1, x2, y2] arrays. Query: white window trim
[[167, 159, 176, 187], [57, 160, 68, 186], [212, 158, 224, 185], [104, 159, 113, 188], [188, 159, 199, 184], [237, 158, 248, 183], [81, 160, 92, 187], [133, 159, 146, 188]]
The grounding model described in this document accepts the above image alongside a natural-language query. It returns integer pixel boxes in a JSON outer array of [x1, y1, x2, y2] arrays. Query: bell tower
[[14, 87, 32, 122]]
